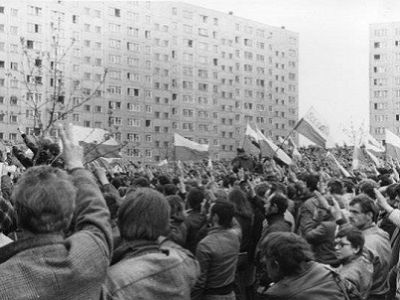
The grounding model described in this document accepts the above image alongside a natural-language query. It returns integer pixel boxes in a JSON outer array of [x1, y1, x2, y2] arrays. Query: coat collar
[[0, 233, 65, 264], [111, 239, 164, 265]]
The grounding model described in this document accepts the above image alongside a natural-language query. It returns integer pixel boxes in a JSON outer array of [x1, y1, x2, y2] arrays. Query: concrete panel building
[[370, 22, 400, 143], [0, 1, 298, 161]]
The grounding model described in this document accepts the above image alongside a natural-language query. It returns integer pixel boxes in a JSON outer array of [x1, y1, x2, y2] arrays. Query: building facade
[[370, 22, 400, 143], [0, 1, 298, 161]]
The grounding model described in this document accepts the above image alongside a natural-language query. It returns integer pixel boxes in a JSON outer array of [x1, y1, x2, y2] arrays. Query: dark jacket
[[191, 227, 241, 300], [338, 254, 373, 300], [231, 153, 256, 172], [0, 169, 113, 299], [296, 195, 318, 237], [305, 220, 339, 266], [362, 224, 391, 298], [184, 210, 207, 253], [261, 262, 348, 300]]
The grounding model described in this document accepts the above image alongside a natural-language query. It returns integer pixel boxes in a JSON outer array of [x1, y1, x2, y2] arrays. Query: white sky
[[182, 0, 400, 143]]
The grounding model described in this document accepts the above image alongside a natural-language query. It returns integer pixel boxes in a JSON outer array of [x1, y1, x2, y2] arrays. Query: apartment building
[[370, 22, 400, 143], [0, 1, 298, 161]]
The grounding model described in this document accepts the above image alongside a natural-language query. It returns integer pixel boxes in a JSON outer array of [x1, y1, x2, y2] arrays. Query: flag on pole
[[326, 152, 351, 177], [70, 125, 122, 163], [364, 133, 385, 153], [242, 123, 260, 156], [294, 107, 329, 148], [386, 129, 400, 161], [288, 136, 302, 159], [256, 129, 293, 165], [174, 133, 209, 161]]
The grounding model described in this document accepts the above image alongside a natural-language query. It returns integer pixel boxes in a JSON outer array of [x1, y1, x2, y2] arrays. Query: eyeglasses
[[335, 241, 351, 249]]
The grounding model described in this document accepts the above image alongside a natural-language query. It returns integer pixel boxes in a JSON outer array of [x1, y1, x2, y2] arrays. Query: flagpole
[[272, 120, 301, 157]]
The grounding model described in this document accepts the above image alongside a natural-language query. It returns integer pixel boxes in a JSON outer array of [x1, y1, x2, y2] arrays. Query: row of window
[[373, 28, 400, 37]]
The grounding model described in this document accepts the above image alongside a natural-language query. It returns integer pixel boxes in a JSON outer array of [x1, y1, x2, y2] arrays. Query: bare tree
[[18, 15, 108, 138]]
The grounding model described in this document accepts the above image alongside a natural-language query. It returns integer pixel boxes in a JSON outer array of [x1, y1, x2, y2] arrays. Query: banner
[[294, 107, 329, 148], [174, 133, 209, 161]]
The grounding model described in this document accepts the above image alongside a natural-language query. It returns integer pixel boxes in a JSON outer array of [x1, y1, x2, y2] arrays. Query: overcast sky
[[182, 0, 400, 144]]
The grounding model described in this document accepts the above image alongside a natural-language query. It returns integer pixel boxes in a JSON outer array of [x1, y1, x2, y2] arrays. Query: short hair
[[336, 225, 364, 255], [158, 175, 171, 185], [261, 232, 314, 277], [302, 174, 319, 192], [132, 177, 150, 188], [118, 188, 170, 241], [269, 193, 288, 215], [163, 184, 178, 196], [343, 179, 355, 193], [270, 181, 287, 195], [211, 201, 234, 228], [358, 179, 378, 199], [186, 188, 204, 211], [328, 179, 344, 195], [255, 183, 269, 198], [350, 194, 379, 222], [386, 184, 400, 201], [12, 166, 76, 233], [166, 195, 184, 219]]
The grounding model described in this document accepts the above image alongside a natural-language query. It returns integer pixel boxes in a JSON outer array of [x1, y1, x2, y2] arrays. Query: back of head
[[358, 179, 378, 199], [261, 232, 314, 277], [270, 192, 288, 215], [158, 175, 171, 185], [186, 188, 204, 211], [328, 179, 344, 195], [163, 183, 178, 196], [303, 174, 320, 192], [211, 201, 234, 228], [166, 195, 184, 219], [132, 176, 150, 188], [228, 187, 252, 218], [12, 165, 76, 234], [118, 188, 170, 241]]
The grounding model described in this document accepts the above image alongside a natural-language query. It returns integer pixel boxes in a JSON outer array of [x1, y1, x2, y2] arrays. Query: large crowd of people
[[1, 126, 400, 300]]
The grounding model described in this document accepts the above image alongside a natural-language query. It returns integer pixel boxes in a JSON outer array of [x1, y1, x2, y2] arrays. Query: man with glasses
[[335, 225, 373, 300]]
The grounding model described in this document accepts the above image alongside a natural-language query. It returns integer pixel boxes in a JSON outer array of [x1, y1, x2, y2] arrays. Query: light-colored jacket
[[0, 169, 112, 300], [103, 240, 200, 300]]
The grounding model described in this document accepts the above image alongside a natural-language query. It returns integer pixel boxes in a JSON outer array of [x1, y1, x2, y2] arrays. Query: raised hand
[[58, 123, 84, 170]]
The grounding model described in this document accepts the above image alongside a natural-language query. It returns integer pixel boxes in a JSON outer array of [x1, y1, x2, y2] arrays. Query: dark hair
[[255, 183, 269, 198], [118, 188, 169, 241], [211, 201, 234, 228], [163, 184, 178, 196], [336, 225, 364, 255], [350, 194, 379, 222], [328, 179, 343, 195], [261, 232, 314, 277], [303, 174, 319, 192], [158, 175, 171, 185], [386, 184, 400, 201], [104, 192, 119, 220], [270, 181, 287, 195], [132, 177, 150, 188], [269, 193, 288, 215], [343, 179, 355, 193], [166, 195, 184, 220], [186, 188, 204, 211], [379, 174, 392, 187], [358, 179, 378, 199], [228, 187, 253, 219]]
